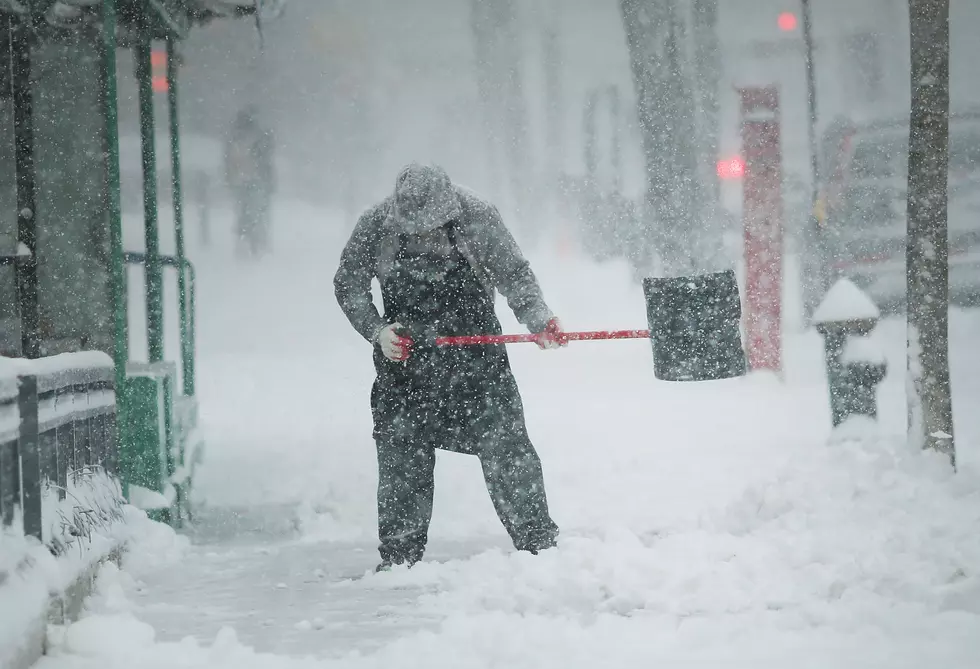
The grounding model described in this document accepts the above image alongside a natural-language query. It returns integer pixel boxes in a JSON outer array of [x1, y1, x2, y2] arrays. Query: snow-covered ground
[[33, 201, 980, 668]]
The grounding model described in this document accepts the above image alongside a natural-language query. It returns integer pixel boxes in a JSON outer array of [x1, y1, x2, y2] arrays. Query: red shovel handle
[[435, 329, 651, 347]]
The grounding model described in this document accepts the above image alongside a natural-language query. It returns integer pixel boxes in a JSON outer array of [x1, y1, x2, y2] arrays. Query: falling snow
[[2, 1, 980, 668]]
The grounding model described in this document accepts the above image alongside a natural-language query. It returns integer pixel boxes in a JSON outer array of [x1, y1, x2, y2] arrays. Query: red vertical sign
[[739, 86, 783, 373]]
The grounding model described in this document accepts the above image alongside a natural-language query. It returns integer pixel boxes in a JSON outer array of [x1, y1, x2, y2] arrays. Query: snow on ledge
[[812, 278, 881, 324], [127, 484, 176, 511], [0, 351, 113, 381], [0, 504, 179, 669], [29, 351, 113, 376]]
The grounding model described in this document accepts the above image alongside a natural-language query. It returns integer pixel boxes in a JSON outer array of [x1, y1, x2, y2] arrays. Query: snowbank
[[0, 527, 50, 669], [0, 505, 180, 669], [359, 427, 980, 634], [33, 428, 980, 668], [41, 469, 127, 585], [0, 349, 126, 668]]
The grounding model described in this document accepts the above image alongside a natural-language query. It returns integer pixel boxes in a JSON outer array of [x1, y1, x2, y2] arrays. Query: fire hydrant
[[812, 278, 887, 427]]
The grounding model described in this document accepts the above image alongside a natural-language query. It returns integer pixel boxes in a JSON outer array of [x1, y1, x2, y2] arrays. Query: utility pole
[[799, 0, 827, 325], [800, 0, 819, 209]]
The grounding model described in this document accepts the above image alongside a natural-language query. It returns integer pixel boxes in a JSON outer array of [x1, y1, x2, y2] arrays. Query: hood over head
[[387, 163, 462, 235]]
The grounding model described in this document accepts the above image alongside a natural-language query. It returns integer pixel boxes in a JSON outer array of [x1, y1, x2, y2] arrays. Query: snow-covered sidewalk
[[33, 424, 980, 668], [34, 204, 980, 668]]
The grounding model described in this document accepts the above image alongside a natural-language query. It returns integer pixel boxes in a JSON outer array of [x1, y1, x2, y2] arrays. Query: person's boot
[[375, 557, 417, 573], [516, 525, 559, 555], [525, 540, 557, 556]]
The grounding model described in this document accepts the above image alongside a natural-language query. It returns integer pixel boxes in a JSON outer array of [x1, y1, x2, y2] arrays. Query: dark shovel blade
[[643, 269, 748, 382]]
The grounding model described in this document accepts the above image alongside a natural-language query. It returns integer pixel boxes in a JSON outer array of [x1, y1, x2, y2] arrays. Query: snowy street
[[30, 204, 980, 668], [2, 0, 979, 665]]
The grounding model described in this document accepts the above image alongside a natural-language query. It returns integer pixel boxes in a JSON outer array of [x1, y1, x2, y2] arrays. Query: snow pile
[[113, 506, 191, 576], [32, 516, 188, 666], [0, 351, 125, 666], [0, 501, 183, 667], [26, 201, 980, 668], [33, 429, 980, 668], [349, 428, 980, 663], [41, 617, 323, 669], [42, 469, 126, 566], [34, 608, 973, 669], [0, 526, 51, 669], [38, 467, 183, 589]]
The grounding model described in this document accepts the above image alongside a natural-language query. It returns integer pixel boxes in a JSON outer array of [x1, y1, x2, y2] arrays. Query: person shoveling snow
[[334, 163, 565, 571]]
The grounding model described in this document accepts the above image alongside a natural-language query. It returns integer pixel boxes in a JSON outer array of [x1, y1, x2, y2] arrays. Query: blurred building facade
[[105, 0, 980, 228], [717, 0, 980, 217]]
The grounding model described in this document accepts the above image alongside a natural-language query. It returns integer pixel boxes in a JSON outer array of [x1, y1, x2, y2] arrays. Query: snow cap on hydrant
[[387, 163, 463, 235], [813, 278, 881, 325], [812, 278, 887, 429]]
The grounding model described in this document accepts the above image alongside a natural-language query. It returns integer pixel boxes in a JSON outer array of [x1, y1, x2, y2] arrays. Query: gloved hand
[[376, 323, 413, 362], [535, 318, 567, 350]]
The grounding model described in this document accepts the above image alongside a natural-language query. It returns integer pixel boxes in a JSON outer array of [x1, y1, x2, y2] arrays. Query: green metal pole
[[134, 27, 164, 363], [102, 0, 128, 379], [166, 40, 193, 397], [101, 0, 129, 494], [10, 15, 40, 360], [187, 262, 196, 377]]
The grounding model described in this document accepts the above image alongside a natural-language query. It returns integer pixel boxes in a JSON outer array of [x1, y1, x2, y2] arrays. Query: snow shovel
[[436, 269, 747, 382]]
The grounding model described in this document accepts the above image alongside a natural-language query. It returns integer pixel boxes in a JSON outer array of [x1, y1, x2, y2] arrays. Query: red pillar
[[739, 86, 784, 373]]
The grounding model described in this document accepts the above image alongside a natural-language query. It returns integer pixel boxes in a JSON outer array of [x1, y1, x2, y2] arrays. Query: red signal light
[[151, 49, 169, 92], [778, 12, 798, 32], [717, 156, 746, 180]]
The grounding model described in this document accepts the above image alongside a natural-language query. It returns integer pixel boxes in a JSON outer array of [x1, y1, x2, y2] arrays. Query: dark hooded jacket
[[334, 166, 554, 344]]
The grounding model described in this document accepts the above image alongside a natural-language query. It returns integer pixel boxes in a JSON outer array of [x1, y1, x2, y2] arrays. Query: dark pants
[[370, 230, 559, 565], [372, 372, 559, 565]]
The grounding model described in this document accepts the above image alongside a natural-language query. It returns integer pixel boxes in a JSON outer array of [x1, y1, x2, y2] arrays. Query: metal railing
[[0, 355, 118, 548], [124, 251, 197, 396]]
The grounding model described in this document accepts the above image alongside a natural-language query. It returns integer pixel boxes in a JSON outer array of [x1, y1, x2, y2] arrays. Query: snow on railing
[[0, 352, 127, 669], [0, 352, 123, 572]]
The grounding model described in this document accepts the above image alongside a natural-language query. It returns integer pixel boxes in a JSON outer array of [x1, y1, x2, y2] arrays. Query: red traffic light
[[778, 12, 798, 31], [717, 156, 746, 180]]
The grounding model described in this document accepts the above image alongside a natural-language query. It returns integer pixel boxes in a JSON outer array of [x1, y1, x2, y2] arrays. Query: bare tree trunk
[[906, 0, 955, 466], [470, 0, 533, 230], [471, 21, 504, 205], [620, 0, 703, 277], [692, 0, 721, 201], [541, 3, 564, 202]]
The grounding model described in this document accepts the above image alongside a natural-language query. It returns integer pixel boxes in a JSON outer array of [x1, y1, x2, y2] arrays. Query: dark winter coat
[[333, 183, 554, 344], [334, 168, 553, 455]]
